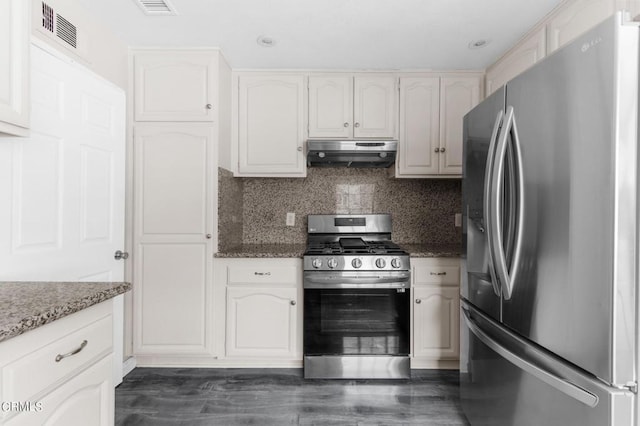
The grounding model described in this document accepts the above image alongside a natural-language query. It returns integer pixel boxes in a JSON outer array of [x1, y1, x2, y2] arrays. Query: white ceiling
[[78, 0, 564, 70]]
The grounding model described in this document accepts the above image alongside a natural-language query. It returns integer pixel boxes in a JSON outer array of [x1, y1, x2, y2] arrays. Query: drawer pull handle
[[430, 272, 447, 276], [55, 340, 88, 362], [254, 272, 271, 276]]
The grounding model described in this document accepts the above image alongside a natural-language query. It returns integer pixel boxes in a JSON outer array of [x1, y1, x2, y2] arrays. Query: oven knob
[[375, 258, 386, 268], [351, 258, 362, 269], [312, 258, 322, 269], [327, 258, 338, 269], [391, 258, 401, 269]]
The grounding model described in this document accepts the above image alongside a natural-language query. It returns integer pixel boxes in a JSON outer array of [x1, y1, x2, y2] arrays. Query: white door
[[413, 286, 460, 360], [0, 44, 125, 282], [237, 74, 306, 176], [439, 76, 481, 175], [353, 75, 398, 139], [133, 123, 214, 356], [397, 77, 440, 177], [308, 75, 352, 138]]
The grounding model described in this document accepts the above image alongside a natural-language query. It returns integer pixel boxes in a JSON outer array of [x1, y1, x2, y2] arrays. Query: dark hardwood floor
[[116, 368, 470, 425]]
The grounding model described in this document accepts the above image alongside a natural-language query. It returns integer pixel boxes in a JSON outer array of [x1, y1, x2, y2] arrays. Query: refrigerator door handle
[[462, 307, 600, 408], [490, 106, 524, 300], [483, 110, 504, 297]]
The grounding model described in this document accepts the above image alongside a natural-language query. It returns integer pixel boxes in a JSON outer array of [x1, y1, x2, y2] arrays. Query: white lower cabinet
[[226, 287, 298, 358], [411, 258, 460, 369], [215, 258, 302, 366], [0, 301, 114, 425]]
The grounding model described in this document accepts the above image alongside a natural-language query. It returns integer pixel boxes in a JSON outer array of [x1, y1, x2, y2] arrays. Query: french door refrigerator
[[461, 13, 638, 426]]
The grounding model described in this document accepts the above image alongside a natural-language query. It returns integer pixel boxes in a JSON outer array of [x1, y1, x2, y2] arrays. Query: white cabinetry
[[0, 0, 30, 136], [0, 301, 114, 425], [132, 124, 215, 359], [134, 50, 220, 121], [411, 258, 460, 369], [308, 74, 398, 139], [216, 258, 302, 365], [236, 73, 306, 177], [547, 0, 617, 53], [396, 75, 481, 178], [131, 49, 230, 365], [486, 28, 546, 96]]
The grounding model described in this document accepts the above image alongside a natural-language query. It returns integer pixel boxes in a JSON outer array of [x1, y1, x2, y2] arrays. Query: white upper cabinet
[[308, 76, 352, 139], [486, 28, 546, 96], [308, 74, 398, 139], [0, 0, 30, 136], [236, 73, 306, 177], [396, 75, 481, 178], [396, 77, 441, 177], [547, 0, 640, 53], [439, 76, 481, 175], [134, 50, 218, 121]]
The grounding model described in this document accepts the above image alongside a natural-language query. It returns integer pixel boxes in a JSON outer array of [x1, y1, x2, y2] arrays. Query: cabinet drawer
[[2, 315, 112, 403], [413, 263, 460, 286], [227, 265, 299, 286]]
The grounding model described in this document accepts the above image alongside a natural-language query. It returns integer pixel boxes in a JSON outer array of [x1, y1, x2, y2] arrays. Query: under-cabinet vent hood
[[307, 140, 397, 168]]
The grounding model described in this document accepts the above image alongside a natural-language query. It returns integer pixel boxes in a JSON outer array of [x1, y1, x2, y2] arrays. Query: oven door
[[303, 271, 411, 378]]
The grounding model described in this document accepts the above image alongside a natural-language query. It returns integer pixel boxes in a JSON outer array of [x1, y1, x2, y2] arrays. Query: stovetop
[[304, 238, 407, 256]]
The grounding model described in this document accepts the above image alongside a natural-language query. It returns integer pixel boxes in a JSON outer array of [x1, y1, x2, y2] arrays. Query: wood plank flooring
[[116, 368, 470, 425]]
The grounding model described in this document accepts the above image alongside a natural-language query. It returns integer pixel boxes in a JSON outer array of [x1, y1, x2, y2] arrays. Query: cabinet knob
[[206, 104, 212, 109], [434, 147, 440, 153], [440, 147, 446, 153], [290, 300, 296, 306], [297, 146, 303, 152], [344, 122, 349, 128], [354, 122, 360, 128], [415, 299, 421, 304], [206, 234, 212, 239]]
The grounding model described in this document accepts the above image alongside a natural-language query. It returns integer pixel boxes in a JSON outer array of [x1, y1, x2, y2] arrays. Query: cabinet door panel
[[413, 287, 460, 360], [397, 77, 440, 176], [238, 75, 305, 176], [353, 76, 398, 139], [134, 52, 216, 121], [0, 0, 29, 134], [440, 77, 480, 175], [547, 0, 615, 53], [133, 123, 214, 356], [486, 28, 546, 96], [226, 287, 298, 358], [308, 76, 352, 138]]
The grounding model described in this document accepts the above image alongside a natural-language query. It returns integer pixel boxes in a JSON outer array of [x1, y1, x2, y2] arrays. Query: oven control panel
[[304, 255, 410, 271]]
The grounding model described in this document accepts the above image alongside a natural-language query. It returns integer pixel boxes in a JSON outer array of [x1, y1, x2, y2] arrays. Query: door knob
[[114, 250, 129, 260]]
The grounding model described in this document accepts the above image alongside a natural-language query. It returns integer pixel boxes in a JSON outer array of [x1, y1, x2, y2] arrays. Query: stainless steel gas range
[[303, 214, 411, 379]]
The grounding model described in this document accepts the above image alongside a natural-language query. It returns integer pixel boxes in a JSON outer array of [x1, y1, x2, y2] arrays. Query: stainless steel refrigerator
[[461, 13, 638, 426]]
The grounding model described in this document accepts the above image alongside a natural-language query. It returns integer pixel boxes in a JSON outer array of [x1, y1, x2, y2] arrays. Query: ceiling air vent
[[42, 2, 54, 32], [134, 0, 178, 15], [56, 14, 77, 48]]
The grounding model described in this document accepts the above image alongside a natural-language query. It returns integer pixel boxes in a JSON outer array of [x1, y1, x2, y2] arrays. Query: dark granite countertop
[[0, 281, 131, 343], [215, 244, 307, 258], [216, 243, 461, 258], [399, 243, 462, 258]]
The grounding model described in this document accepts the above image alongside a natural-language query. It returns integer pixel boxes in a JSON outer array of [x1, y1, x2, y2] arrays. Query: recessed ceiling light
[[468, 39, 490, 50], [257, 36, 276, 47]]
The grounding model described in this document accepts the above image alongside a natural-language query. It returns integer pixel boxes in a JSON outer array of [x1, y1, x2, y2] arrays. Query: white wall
[[31, 0, 128, 89]]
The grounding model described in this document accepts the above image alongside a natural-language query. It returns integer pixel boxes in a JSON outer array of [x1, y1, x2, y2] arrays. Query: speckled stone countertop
[[398, 243, 462, 258], [215, 244, 307, 258], [216, 243, 461, 258], [0, 281, 131, 343]]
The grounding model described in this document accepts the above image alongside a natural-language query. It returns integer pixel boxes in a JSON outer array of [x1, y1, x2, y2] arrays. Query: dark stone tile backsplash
[[218, 167, 462, 247]]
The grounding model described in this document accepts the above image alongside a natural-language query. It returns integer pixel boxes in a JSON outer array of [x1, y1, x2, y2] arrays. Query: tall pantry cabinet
[[131, 49, 231, 364]]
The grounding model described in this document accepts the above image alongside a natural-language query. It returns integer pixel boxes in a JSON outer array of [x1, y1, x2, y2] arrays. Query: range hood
[[306, 140, 397, 168]]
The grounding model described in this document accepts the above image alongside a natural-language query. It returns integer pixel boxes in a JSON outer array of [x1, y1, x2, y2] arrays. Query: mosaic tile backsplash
[[218, 167, 462, 247]]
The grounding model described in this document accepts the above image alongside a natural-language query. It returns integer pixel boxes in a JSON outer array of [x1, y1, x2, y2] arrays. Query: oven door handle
[[303, 272, 410, 289]]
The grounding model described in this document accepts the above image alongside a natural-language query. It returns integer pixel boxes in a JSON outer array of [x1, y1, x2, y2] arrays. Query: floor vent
[[134, 0, 178, 15]]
